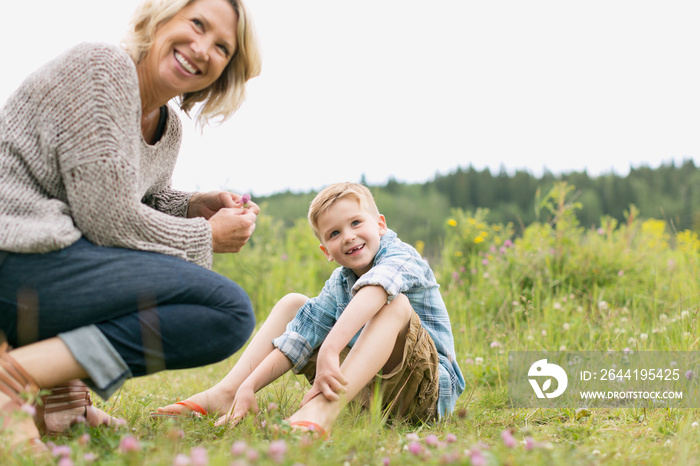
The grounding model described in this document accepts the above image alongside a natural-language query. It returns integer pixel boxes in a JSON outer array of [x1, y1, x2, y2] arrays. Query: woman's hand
[[209, 208, 257, 253], [300, 346, 348, 407], [188, 191, 260, 219]]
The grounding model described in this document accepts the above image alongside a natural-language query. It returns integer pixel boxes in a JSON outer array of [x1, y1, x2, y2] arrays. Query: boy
[[156, 182, 464, 435]]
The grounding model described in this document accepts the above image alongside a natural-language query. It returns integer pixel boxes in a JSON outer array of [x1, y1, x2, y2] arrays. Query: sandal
[[0, 342, 47, 454], [40, 380, 123, 435], [150, 399, 208, 419], [289, 420, 329, 440]]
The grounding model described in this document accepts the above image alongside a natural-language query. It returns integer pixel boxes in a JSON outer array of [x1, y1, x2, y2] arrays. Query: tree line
[[256, 159, 700, 258]]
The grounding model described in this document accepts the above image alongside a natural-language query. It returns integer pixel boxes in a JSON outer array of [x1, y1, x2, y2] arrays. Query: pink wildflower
[[525, 436, 536, 451], [268, 440, 287, 463], [52, 445, 72, 458], [469, 448, 487, 466], [446, 433, 457, 443], [382, 457, 391, 466], [20, 403, 36, 417], [408, 441, 422, 455], [57, 457, 74, 466], [231, 441, 248, 456], [190, 447, 208, 466], [501, 429, 517, 448], [504, 239, 513, 248], [241, 193, 251, 207], [247, 449, 260, 462], [405, 432, 420, 442], [490, 341, 501, 348], [425, 434, 439, 447], [118, 435, 141, 453], [173, 454, 191, 466], [83, 453, 97, 462], [78, 433, 91, 446], [686, 370, 695, 380]]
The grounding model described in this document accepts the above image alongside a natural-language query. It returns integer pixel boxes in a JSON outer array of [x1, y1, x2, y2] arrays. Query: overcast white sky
[[2, 1, 699, 196]]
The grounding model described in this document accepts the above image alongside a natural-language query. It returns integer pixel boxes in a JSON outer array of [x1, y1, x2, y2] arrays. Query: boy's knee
[[281, 293, 309, 308], [383, 294, 413, 324], [271, 293, 308, 320]]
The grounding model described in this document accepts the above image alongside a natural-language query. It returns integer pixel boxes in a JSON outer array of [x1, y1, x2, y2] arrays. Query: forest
[[256, 159, 700, 258]]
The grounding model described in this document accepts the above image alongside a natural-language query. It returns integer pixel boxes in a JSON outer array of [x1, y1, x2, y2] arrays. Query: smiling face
[[139, 0, 237, 103], [316, 197, 388, 277]]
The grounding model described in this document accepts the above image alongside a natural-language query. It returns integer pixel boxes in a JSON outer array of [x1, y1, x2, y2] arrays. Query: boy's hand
[[215, 385, 259, 427], [301, 348, 348, 406]]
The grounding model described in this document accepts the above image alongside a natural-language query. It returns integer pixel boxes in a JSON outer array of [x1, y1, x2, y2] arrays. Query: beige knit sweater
[[0, 43, 213, 268]]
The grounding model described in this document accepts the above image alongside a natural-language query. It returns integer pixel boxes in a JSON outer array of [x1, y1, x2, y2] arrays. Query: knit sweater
[[0, 43, 213, 268]]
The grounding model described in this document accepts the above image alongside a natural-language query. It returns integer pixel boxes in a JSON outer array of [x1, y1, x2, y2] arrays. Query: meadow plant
[[8, 186, 698, 465]]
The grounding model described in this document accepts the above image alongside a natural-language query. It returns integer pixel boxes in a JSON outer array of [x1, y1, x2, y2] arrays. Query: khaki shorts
[[298, 310, 440, 423]]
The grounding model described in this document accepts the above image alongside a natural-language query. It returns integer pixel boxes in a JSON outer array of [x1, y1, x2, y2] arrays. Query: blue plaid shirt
[[272, 229, 465, 418]]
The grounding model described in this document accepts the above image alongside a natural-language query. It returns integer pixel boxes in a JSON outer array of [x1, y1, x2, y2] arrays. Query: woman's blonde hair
[[308, 183, 381, 240], [123, 0, 262, 126]]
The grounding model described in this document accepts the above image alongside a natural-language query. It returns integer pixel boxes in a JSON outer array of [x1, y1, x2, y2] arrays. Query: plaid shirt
[[272, 229, 465, 418]]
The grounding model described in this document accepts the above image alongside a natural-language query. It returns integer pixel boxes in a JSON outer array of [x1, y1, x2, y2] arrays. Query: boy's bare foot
[[155, 386, 234, 417], [286, 392, 340, 437]]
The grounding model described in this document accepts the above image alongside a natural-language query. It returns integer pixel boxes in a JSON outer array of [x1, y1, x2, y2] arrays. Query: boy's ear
[[378, 214, 388, 236], [319, 244, 334, 262]]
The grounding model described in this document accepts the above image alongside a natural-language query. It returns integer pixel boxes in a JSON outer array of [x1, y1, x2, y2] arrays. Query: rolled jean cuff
[[58, 325, 132, 400]]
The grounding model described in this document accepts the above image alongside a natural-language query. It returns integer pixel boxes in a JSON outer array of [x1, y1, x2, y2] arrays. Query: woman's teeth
[[175, 51, 198, 74]]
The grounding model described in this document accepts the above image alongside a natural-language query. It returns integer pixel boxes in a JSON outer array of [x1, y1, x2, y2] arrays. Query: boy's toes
[[151, 400, 208, 418]]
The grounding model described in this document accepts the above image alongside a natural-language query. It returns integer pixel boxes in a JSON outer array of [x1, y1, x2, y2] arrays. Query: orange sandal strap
[[175, 400, 208, 415], [289, 420, 328, 439]]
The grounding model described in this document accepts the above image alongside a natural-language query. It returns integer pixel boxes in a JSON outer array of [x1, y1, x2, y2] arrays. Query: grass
[[7, 185, 700, 465]]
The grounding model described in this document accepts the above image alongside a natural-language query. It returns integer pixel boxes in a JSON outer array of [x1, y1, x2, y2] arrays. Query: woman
[[0, 0, 261, 451]]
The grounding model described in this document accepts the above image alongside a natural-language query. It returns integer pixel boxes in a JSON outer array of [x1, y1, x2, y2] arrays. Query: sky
[[2, 1, 699, 196]]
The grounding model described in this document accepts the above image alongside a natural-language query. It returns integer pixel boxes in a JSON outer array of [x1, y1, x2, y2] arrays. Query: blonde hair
[[122, 0, 262, 126], [308, 182, 380, 239]]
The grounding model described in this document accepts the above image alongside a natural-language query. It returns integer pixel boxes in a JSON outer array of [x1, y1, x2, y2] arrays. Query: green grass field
[[9, 184, 700, 465]]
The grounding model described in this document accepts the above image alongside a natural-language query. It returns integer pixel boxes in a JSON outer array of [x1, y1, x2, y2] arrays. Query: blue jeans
[[0, 238, 255, 398]]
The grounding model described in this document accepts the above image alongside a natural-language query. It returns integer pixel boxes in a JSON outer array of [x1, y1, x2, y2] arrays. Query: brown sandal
[[41, 380, 123, 435], [0, 342, 47, 453]]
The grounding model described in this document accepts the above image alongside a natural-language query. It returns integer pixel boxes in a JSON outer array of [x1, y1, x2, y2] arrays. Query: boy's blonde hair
[[308, 183, 380, 239]]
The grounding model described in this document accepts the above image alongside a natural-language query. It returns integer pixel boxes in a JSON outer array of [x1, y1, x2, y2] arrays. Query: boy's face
[[316, 197, 387, 276]]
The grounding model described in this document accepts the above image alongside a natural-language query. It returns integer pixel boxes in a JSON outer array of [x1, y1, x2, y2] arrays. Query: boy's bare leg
[[157, 293, 308, 416], [287, 294, 413, 433]]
